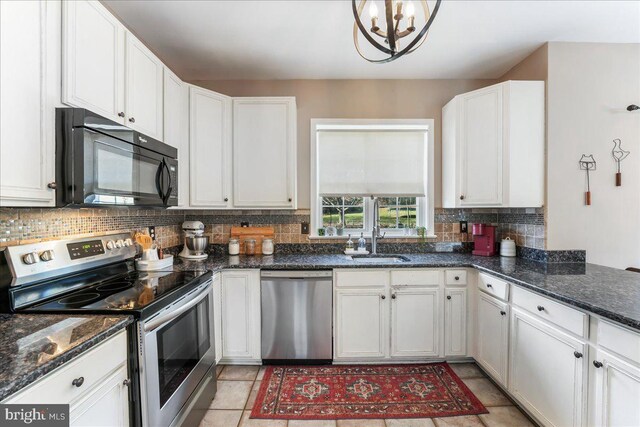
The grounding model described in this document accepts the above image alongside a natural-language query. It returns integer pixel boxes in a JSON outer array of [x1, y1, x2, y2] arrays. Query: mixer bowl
[[186, 236, 209, 255]]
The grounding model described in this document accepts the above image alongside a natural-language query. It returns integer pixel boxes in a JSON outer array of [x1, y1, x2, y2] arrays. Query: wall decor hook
[[611, 139, 630, 186], [579, 155, 596, 205]]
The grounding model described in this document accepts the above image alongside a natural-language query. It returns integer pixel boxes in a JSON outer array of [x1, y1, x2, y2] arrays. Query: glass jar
[[244, 238, 256, 256], [262, 238, 274, 255], [228, 238, 240, 255]]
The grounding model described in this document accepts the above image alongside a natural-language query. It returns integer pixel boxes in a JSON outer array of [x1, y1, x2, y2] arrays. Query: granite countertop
[[175, 253, 640, 331], [0, 314, 133, 401]]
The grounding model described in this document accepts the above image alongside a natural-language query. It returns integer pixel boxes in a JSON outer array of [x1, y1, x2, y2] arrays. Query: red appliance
[[472, 223, 497, 256]]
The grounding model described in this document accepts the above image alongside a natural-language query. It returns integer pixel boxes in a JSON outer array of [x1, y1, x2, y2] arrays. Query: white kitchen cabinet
[[476, 291, 509, 385], [62, 0, 125, 123], [124, 32, 163, 139], [390, 287, 439, 358], [510, 307, 587, 427], [335, 288, 388, 359], [591, 348, 640, 427], [69, 365, 129, 427], [189, 86, 232, 208], [442, 80, 544, 208], [232, 97, 297, 209], [444, 288, 467, 357], [4, 330, 129, 426], [0, 0, 59, 207], [220, 270, 261, 363], [212, 273, 223, 365], [163, 68, 189, 207]]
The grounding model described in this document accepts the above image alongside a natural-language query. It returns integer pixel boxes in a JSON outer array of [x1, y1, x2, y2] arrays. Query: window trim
[[310, 118, 435, 238]]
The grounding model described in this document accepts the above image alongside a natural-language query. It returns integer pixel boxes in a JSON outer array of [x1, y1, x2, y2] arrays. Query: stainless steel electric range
[[0, 233, 216, 427]]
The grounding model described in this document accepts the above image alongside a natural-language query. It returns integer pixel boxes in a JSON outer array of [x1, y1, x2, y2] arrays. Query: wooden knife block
[[230, 226, 275, 255]]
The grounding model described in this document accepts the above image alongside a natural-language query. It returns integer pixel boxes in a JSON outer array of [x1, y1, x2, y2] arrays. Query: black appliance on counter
[[56, 108, 178, 207], [0, 233, 215, 427]]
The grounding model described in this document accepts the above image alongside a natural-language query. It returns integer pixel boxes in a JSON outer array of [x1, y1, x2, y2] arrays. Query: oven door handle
[[143, 284, 210, 333]]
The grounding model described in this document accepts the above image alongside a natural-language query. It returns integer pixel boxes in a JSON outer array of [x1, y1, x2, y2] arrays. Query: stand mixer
[[179, 221, 209, 260]]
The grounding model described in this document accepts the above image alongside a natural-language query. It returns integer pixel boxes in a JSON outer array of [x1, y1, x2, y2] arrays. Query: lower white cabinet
[[476, 291, 509, 385], [390, 287, 439, 358], [335, 288, 388, 359], [220, 270, 261, 363], [591, 348, 640, 427], [509, 307, 587, 427], [3, 330, 129, 426], [444, 288, 467, 357]]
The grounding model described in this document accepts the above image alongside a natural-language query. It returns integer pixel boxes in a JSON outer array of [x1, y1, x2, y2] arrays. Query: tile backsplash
[[0, 207, 545, 251]]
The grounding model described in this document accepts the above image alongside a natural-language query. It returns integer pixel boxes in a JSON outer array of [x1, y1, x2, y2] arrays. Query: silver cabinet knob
[[122, 379, 131, 387], [118, 112, 125, 118], [381, 294, 386, 300], [106, 240, 116, 250], [72, 377, 84, 387], [129, 117, 135, 123], [39, 250, 55, 262], [47, 182, 57, 189], [460, 195, 465, 200], [22, 252, 39, 265]]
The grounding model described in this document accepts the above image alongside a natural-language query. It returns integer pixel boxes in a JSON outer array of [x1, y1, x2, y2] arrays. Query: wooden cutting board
[[230, 226, 275, 255]]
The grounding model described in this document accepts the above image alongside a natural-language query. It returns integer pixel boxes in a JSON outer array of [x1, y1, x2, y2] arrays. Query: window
[[310, 119, 435, 237]]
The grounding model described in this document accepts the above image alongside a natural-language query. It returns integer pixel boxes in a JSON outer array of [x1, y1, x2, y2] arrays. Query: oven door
[[139, 281, 215, 427], [79, 128, 177, 207]]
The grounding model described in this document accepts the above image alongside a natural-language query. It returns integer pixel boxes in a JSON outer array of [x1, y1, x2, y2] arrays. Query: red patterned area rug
[[250, 363, 488, 420]]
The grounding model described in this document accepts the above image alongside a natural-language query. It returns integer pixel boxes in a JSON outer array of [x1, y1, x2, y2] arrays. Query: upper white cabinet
[[233, 97, 297, 209], [189, 86, 232, 208], [0, 0, 59, 207], [62, 0, 125, 123], [63, 1, 163, 140], [220, 270, 261, 363], [125, 32, 163, 139], [163, 68, 189, 207], [442, 80, 544, 208]]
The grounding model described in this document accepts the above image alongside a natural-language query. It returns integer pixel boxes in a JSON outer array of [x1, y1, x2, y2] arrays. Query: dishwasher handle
[[260, 270, 332, 279]]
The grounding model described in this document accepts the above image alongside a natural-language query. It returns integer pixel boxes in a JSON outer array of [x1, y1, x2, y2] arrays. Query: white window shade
[[317, 129, 428, 196]]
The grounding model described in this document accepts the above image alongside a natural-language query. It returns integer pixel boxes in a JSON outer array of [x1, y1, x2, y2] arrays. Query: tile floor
[[199, 363, 537, 427]]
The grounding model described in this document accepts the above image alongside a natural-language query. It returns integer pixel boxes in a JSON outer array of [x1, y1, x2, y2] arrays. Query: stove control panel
[[5, 233, 136, 285]]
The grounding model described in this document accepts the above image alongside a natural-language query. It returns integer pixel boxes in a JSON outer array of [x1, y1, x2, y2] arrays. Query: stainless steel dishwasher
[[261, 270, 333, 363]]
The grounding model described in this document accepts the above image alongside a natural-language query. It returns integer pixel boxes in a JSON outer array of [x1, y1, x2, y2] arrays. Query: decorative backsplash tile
[[0, 207, 546, 252]]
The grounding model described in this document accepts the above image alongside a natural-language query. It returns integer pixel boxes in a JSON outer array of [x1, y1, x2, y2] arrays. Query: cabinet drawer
[[445, 270, 467, 285], [6, 330, 127, 404], [335, 270, 389, 288], [391, 270, 440, 286], [512, 286, 587, 338], [477, 272, 509, 301], [597, 320, 640, 364]]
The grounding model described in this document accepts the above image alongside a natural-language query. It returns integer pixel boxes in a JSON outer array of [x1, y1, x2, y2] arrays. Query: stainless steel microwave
[[55, 108, 178, 207]]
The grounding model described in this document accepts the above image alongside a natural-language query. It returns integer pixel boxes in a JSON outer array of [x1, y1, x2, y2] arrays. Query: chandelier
[[352, 0, 441, 63]]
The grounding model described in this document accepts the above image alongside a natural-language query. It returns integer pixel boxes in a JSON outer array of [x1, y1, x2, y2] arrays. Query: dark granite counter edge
[[201, 260, 640, 331], [0, 316, 133, 401]]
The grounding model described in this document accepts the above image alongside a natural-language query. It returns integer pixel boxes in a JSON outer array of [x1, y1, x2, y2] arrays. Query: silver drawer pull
[[72, 377, 84, 387], [123, 379, 131, 387], [486, 284, 493, 288], [537, 305, 545, 312]]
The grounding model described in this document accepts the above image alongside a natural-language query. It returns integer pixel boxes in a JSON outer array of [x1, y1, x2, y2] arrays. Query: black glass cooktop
[[22, 268, 209, 315]]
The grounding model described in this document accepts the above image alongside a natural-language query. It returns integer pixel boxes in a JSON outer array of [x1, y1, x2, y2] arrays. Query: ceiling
[[103, 0, 640, 81]]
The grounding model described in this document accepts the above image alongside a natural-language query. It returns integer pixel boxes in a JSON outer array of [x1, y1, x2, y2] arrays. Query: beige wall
[[546, 42, 640, 268], [499, 44, 549, 82], [192, 79, 494, 209]]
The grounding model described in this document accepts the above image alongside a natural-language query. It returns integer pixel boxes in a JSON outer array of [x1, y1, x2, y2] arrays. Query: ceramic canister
[[500, 237, 516, 257]]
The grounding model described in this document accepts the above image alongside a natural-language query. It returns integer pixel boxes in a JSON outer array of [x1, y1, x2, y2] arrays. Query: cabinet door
[[390, 287, 439, 358], [510, 308, 587, 427], [335, 289, 388, 359], [220, 271, 261, 362], [592, 349, 640, 427], [125, 32, 163, 139], [459, 84, 503, 206], [70, 365, 129, 427], [163, 68, 188, 207], [212, 273, 223, 365], [232, 98, 296, 208], [0, 0, 57, 207], [445, 288, 467, 357], [189, 86, 232, 208], [62, 0, 125, 123], [477, 292, 509, 385]]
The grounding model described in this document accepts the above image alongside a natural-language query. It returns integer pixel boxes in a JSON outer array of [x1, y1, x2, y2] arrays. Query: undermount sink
[[349, 255, 409, 263]]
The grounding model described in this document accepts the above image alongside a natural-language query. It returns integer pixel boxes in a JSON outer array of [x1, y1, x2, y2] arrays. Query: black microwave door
[[83, 130, 174, 206]]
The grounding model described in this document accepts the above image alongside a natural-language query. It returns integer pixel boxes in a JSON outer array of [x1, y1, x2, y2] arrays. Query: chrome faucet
[[371, 197, 385, 254]]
